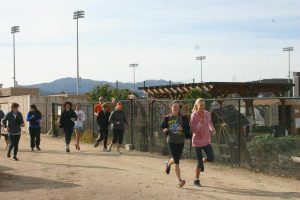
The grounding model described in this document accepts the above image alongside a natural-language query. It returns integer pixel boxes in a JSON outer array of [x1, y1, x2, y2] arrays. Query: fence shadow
[[183, 185, 300, 199]]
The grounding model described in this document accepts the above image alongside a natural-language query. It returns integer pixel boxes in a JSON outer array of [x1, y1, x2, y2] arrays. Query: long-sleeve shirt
[[97, 111, 111, 130], [75, 110, 86, 128], [191, 110, 214, 147], [109, 110, 127, 130], [2, 111, 24, 135], [59, 110, 77, 129], [26, 111, 42, 128]]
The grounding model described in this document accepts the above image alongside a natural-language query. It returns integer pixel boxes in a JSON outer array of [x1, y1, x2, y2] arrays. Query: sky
[[0, 0, 299, 87]]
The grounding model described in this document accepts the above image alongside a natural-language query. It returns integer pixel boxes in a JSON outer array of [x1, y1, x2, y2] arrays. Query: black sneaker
[[165, 161, 171, 175], [37, 147, 41, 151], [66, 148, 70, 153], [13, 156, 19, 161], [194, 179, 201, 187], [7, 151, 11, 158]]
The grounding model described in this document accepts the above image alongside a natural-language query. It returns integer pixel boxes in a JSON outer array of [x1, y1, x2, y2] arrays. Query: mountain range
[[24, 77, 177, 96]]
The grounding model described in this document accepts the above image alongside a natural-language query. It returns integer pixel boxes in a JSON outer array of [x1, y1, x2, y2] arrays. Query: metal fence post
[[92, 103, 95, 139], [238, 99, 241, 167], [130, 99, 134, 148], [51, 102, 58, 137]]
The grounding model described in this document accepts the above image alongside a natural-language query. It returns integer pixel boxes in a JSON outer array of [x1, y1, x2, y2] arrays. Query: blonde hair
[[192, 98, 205, 112]]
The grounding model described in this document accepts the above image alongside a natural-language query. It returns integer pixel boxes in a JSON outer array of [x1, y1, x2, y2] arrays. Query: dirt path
[[0, 135, 299, 200]]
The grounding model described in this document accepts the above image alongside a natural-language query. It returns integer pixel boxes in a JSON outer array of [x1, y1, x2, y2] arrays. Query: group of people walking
[[1, 97, 215, 188], [161, 98, 215, 188]]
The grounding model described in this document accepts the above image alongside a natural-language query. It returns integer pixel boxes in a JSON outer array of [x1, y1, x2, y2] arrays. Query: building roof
[[0, 87, 40, 97], [139, 82, 294, 99]]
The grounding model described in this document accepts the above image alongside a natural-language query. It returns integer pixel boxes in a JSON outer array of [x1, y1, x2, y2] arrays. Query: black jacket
[[97, 111, 111, 130], [109, 110, 127, 130], [59, 110, 77, 128], [2, 111, 24, 134]]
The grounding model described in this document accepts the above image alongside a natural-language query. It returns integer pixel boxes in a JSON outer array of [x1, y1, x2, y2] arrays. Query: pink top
[[191, 110, 214, 147]]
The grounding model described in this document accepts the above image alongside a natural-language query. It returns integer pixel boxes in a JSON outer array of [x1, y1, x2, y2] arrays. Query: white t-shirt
[[75, 110, 86, 128]]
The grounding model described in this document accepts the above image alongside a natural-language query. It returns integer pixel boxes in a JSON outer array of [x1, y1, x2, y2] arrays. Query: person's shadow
[[0, 166, 80, 192]]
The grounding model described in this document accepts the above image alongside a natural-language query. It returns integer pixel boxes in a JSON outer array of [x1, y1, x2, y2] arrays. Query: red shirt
[[94, 103, 110, 114]]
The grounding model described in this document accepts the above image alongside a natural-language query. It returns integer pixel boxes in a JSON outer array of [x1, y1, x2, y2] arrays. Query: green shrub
[[247, 134, 300, 158], [81, 129, 94, 144]]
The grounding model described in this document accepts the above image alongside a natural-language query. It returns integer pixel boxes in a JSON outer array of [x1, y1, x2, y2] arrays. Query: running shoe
[[31, 148, 34, 152], [37, 147, 41, 151], [194, 179, 201, 187], [7, 151, 11, 158], [13, 156, 19, 161], [102, 147, 107, 152], [106, 147, 111, 152], [66, 148, 70, 153], [165, 161, 171, 175], [178, 179, 186, 188]]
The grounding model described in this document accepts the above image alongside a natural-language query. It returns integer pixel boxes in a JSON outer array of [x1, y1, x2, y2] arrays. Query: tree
[[87, 84, 137, 102], [183, 89, 213, 111]]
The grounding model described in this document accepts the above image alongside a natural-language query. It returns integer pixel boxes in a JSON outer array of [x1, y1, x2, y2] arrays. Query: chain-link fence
[[50, 97, 300, 178]]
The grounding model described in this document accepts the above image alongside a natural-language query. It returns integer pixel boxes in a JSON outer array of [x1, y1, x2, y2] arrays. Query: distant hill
[[24, 77, 177, 96]]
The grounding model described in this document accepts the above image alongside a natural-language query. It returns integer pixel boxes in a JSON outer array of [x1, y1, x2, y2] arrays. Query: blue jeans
[[8, 134, 21, 156]]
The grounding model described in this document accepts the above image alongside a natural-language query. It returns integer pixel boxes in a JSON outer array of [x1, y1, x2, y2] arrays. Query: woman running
[[0, 108, 10, 150], [59, 102, 77, 153], [2, 103, 24, 161], [107, 102, 127, 154], [94, 103, 111, 151], [26, 104, 42, 151], [74, 103, 86, 150], [191, 98, 216, 187], [161, 101, 190, 188]]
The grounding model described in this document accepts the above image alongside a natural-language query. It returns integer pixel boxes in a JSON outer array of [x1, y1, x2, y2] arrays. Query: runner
[[0, 108, 9, 150], [2, 103, 24, 161], [74, 103, 86, 150], [26, 104, 42, 151], [94, 103, 111, 151], [59, 102, 77, 153], [107, 102, 127, 155], [161, 100, 190, 188], [190, 98, 216, 187], [94, 96, 105, 116]]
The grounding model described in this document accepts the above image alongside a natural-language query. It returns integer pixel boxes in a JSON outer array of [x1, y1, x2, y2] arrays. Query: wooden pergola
[[138, 82, 293, 99]]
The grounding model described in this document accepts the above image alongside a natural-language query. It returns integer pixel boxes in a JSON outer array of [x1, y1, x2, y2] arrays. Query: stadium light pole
[[283, 47, 294, 84], [129, 63, 138, 92], [11, 26, 20, 87], [73, 10, 85, 95], [196, 56, 206, 83], [283, 47, 294, 97]]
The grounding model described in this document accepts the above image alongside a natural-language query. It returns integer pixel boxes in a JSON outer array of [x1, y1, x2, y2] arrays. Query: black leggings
[[64, 127, 74, 145], [97, 129, 109, 148], [168, 143, 184, 164], [29, 127, 41, 148], [112, 129, 124, 144], [8, 134, 21, 156], [195, 144, 214, 171]]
